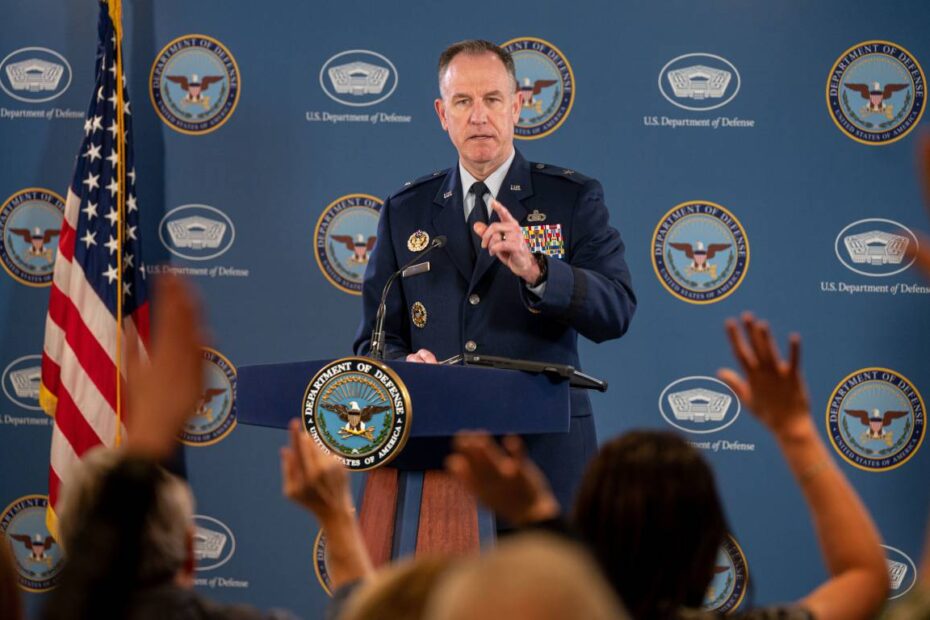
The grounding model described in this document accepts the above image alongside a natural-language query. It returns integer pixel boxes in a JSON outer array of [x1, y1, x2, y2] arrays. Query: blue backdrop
[[1, 0, 928, 617]]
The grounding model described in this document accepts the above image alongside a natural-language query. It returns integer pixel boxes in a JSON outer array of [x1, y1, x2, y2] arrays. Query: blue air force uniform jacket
[[353, 150, 636, 509]]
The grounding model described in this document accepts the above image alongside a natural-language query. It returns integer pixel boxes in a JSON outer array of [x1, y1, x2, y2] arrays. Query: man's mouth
[[468, 134, 494, 141]]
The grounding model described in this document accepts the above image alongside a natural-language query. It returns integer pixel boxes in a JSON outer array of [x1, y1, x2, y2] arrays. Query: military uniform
[[353, 150, 636, 509]]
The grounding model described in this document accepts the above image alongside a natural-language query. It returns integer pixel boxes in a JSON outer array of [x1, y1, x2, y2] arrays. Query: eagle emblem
[[518, 77, 557, 115], [10, 533, 56, 566], [194, 387, 227, 422], [166, 74, 224, 109], [844, 82, 909, 119], [331, 233, 377, 263], [844, 408, 909, 446], [9, 227, 59, 261], [321, 400, 390, 442], [669, 241, 731, 278]]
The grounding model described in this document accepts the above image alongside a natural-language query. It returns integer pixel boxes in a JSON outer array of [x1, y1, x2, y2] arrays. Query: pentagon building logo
[[320, 50, 398, 107], [192, 514, 236, 571], [883, 545, 917, 599], [835, 218, 918, 277], [2, 354, 43, 411], [159, 204, 235, 261], [659, 53, 740, 111], [667, 65, 731, 100], [659, 376, 741, 434], [0, 47, 72, 103]]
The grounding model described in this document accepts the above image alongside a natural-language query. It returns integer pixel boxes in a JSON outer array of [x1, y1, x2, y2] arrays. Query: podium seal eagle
[[303, 357, 411, 471]]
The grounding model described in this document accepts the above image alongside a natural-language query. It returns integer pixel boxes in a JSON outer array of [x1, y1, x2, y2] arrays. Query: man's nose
[[469, 100, 488, 124]]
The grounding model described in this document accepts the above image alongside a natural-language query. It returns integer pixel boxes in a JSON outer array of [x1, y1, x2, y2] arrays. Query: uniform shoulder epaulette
[[530, 162, 591, 185], [391, 168, 451, 197]]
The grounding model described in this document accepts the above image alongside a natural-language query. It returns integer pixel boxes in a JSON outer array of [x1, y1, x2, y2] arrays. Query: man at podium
[[354, 39, 636, 509]]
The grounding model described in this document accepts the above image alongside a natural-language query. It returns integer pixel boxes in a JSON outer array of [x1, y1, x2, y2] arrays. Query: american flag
[[40, 0, 149, 536]]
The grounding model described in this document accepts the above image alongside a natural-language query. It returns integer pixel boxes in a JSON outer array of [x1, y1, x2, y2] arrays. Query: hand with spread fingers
[[127, 274, 206, 458], [280, 419, 355, 524], [472, 199, 542, 285], [446, 432, 560, 526], [717, 313, 811, 438]]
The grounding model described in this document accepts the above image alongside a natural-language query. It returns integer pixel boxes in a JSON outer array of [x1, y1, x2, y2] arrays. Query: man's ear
[[435, 98, 448, 131], [512, 89, 522, 123]]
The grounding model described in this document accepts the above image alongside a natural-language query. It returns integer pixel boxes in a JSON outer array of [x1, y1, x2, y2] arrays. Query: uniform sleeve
[[352, 197, 411, 359], [520, 179, 636, 343]]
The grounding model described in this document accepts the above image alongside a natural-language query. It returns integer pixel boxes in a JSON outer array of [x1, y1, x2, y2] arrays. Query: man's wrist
[[527, 253, 547, 286]]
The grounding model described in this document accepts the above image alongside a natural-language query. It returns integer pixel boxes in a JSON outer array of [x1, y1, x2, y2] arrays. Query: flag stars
[[81, 230, 97, 249], [83, 172, 100, 191], [82, 201, 98, 220], [104, 263, 118, 284], [83, 117, 93, 135], [107, 118, 119, 139], [128, 168, 136, 184], [106, 148, 119, 168], [108, 62, 117, 78], [123, 280, 132, 298], [123, 252, 134, 270], [96, 86, 104, 102], [84, 143, 102, 163], [105, 207, 119, 227], [123, 101, 131, 116], [107, 90, 118, 108], [105, 235, 118, 255], [125, 224, 137, 241], [106, 177, 120, 198], [91, 115, 103, 133], [126, 194, 137, 213]]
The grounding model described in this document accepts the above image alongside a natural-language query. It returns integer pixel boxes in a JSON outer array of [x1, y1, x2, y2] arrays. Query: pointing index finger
[[491, 199, 516, 223]]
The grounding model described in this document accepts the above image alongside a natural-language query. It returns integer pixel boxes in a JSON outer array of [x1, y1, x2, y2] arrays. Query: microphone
[[369, 235, 446, 360]]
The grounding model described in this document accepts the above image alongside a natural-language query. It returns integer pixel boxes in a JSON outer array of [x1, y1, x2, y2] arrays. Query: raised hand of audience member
[[718, 314, 888, 620], [280, 419, 372, 589], [909, 131, 930, 278], [126, 274, 205, 459], [446, 432, 560, 526]]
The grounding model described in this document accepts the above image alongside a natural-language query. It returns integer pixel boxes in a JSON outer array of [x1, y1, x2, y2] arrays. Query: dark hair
[[437, 40, 517, 93], [0, 533, 23, 620], [572, 431, 729, 620]]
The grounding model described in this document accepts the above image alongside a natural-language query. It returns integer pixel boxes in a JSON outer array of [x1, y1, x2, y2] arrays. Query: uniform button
[[468, 294, 480, 305], [465, 340, 477, 352]]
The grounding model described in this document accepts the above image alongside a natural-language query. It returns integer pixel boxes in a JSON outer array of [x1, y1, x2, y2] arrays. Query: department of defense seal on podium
[[303, 357, 411, 471]]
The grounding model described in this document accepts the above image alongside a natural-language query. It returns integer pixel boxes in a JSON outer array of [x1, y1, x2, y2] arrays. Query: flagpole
[[108, 0, 126, 446]]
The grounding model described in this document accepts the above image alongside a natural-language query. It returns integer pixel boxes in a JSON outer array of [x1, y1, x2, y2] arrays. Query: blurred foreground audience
[[447, 315, 889, 620]]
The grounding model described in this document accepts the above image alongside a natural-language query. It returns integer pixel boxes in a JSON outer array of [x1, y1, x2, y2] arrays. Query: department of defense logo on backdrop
[[827, 41, 925, 145], [0, 188, 64, 287], [500, 37, 574, 139], [313, 531, 333, 596], [2, 354, 42, 411], [0, 47, 72, 103], [179, 348, 237, 446], [0, 495, 64, 592], [319, 50, 398, 107], [659, 376, 741, 434], [303, 357, 411, 471], [659, 53, 741, 111], [150, 35, 240, 135], [834, 218, 918, 277], [883, 545, 918, 600], [827, 368, 925, 471], [701, 534, 748, 614], [192, 514, 236, 571], [652, 201, 749, 304], [314, 194, 381, 295], [158, 204, 236, 261]]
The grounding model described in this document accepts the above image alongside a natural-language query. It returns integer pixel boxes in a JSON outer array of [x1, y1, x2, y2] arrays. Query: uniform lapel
[[470, 150, 534, 290], [431, 167, 473, 282]]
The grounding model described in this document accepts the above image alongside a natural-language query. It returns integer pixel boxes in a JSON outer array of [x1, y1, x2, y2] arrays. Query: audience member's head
[[573, 430, 728, 619], [0, 534, 24, 620], [340, 554, 457, 620], [426, 532, 627, 620], [44, 448, 195, 619]]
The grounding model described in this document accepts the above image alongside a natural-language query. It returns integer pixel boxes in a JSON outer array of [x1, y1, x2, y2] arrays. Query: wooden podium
[[237, 359, 570, 565]]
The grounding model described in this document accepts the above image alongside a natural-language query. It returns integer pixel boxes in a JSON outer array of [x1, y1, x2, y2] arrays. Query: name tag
[[522, 224, 564, 259]]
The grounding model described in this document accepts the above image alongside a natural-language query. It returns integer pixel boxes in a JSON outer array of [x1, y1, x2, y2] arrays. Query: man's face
[[435, 52, 521, 178]]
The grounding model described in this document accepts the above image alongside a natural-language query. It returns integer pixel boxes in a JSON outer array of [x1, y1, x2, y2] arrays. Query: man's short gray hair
[[437, 39, 518, 94], [57, 447, 195, 584]]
